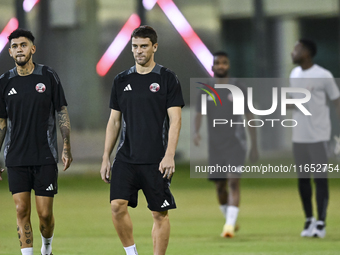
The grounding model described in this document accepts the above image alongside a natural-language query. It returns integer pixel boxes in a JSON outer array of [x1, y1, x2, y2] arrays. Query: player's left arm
[[159, 106, 182, 179], [245, 112, 259, 163], [332, 97, 340, 121], [57, 106, 73, 171]]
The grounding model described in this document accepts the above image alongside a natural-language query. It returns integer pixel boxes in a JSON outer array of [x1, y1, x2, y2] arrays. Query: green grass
[[1, 162, 340, 254]]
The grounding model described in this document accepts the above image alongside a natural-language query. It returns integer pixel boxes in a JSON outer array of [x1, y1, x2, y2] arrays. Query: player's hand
[[193, 133, 201, 146], [62, 146, 73, 171], [0, 168, 4, 181], [159, 154, 175, 179], [334, 135, 340, 155], [249, 146, 259, 163], [100, 158, 111, 184]]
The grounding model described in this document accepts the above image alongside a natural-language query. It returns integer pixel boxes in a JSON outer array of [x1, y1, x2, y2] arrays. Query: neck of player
[[17, 60, 35, 76], [214, 75, 229, 81], [300, 59, 314, 70], [136, 59, 156, 74]]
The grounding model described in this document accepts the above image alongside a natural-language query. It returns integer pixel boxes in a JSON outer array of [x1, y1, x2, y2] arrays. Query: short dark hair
[[213, 51, 229, 58], [299, 38, 317, 57], [131, 25, 157, 45], [8, 28, 35, 44]]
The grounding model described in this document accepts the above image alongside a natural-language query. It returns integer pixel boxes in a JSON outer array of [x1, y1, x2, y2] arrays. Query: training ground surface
[[1, 162, 340, 255]]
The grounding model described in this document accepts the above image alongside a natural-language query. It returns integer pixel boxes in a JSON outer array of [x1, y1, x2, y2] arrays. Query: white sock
[[219, 204, 228, 218], [21, 247, 33, 255], [41, 234, 53, 255], [226, 205, 239, 227], [124, 244, 138, 255]]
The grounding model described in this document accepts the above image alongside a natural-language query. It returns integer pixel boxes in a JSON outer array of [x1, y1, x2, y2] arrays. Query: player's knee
[[16, 203, 30, 220], [152, 211, 168, 223], [228, 179, 239, 192], [215, 181, 227, 193], [111, 199, 128, 216], [314, 178, 328, 189], [38, 210, 53, 223], [298, 178, 310, 187]]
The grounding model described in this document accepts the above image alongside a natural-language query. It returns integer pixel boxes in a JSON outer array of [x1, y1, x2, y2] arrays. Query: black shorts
[[110, 160, 176, 212], [293, 142, 328, 179], [208, 146, 246, 181], [7, 164, 58, 197]]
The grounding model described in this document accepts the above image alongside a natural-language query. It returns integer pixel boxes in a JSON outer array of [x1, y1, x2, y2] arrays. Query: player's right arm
[[100, 109, 122, 183], [0, 118, 7, 180]]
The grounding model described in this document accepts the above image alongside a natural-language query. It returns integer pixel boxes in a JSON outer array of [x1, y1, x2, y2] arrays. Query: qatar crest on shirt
[[149, 83, 160, 93], [35, 83, 46, 93]]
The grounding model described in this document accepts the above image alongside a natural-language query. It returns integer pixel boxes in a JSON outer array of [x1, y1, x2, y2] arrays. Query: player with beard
[[290, 39, 340, 238], [0, 28, 72, 255], [194, 51, 259, 238], [100, 26, 184, 255]]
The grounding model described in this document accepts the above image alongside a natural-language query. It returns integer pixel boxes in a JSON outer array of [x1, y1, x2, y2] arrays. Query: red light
[[157, 0, 213, 76], [96, 14, 141, 76], [0, 18, 19, 54], [23, 0, 40, 12]]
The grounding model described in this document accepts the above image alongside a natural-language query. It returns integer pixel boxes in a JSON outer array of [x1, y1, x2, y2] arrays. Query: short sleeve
[[324, 72, 340, 101], [166, 70, 185, 109], [0, 95, 7, 118], [48, 68, 67, 112], [109, 77, 120, 111], [0, 75, 7, 118]]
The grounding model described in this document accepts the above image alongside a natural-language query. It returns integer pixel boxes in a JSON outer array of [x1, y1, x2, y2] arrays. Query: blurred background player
[[290, 39, 340, 238], [0, 29, 72, 255], [193, 51, 259, 238], [100, 26, 184, 255]]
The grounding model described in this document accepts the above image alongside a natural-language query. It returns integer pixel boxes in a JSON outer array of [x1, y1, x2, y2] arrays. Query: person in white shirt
[[290, 39, 340, 238]]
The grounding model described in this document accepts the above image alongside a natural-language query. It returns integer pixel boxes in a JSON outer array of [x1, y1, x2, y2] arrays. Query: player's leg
[[140, 164, 176, 255], [227, 176, 240, 207], [151, 210, 170, 255], [214, 179, 228, 217], [221, 174, 240, 238], [298, 179, 313, 217], [111, 199, 135, 247], [314, 178, 328, 222], [33, 165, 58, 255], [110, 161, 139, 255], [13, 192, 34, 254], [310, 142, 329, 238], [7, 167, 34, 254], [36, 196, 54, 255], [311, 178, 328, 238], [294, 143, 315, 237], [220, 149, 244, 238]]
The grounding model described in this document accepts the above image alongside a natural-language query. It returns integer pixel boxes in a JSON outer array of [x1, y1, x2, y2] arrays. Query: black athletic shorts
[[7, 164, 58, 197], [208, 146, 246, 181], [110, 160, 176, 212], [293, 142, 328, 179]]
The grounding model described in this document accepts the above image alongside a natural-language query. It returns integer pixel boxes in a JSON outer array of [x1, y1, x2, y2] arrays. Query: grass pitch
[[1, 162, 340, 255]]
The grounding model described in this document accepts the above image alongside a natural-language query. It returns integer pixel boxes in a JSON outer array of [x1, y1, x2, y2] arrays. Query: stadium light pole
[[253, 0, 279, 150], [253, 0, 268, 78], [16, 0, 27, 28], [137, 0, 146, 25]]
